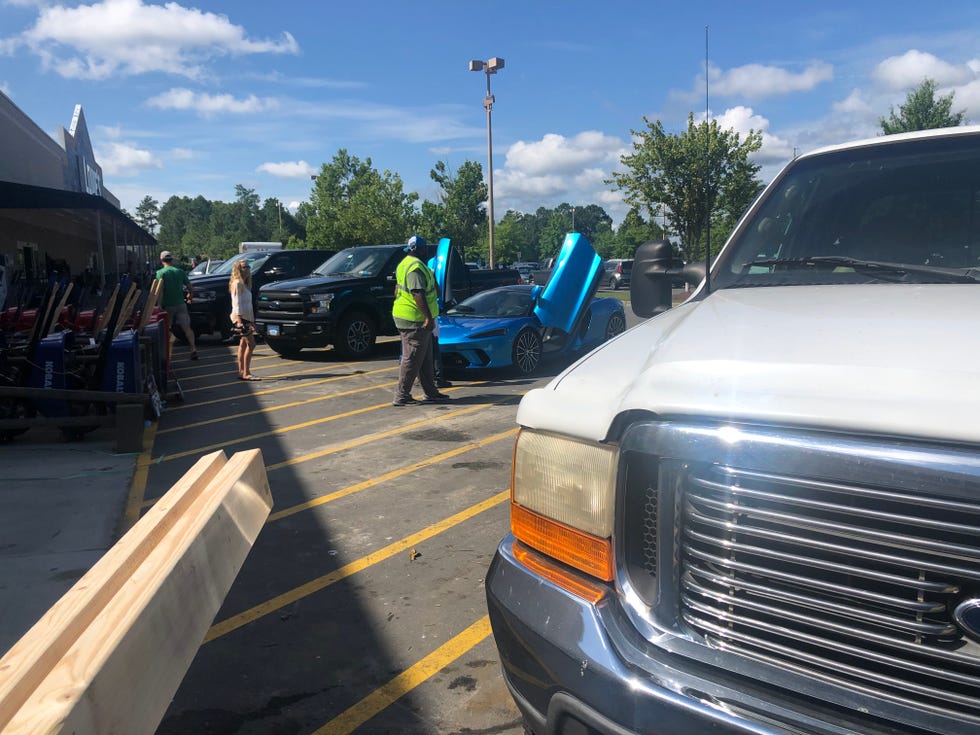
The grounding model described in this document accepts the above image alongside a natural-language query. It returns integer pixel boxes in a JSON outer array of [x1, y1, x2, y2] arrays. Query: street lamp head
[[468, 60, 484, 72], [487, 57, 505, 73]]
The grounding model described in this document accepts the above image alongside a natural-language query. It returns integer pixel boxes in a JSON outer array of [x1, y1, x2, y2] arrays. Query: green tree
[[611, 114, 763, 261], [425, 160, 487, 260], [880, 78, 966, 134], [306, 149, 418, 249], [134, 195, 159, 234], [609, 207, 663, 259]]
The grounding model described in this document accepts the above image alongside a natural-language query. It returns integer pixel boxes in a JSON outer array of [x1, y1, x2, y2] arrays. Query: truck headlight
[[511, 429, 617, 581], [191, 289, 216, 302], [309, 292, 334, 312]]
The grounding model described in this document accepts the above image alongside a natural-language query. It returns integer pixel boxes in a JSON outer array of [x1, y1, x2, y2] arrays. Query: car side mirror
[[631, 240, 703, 318]]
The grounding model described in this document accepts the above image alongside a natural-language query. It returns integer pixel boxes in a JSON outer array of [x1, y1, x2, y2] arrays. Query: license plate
[[266, 325, 280, 337]]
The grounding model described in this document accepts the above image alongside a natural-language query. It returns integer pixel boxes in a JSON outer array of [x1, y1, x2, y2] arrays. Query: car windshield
[[212, 253, 270, 275], [314, 247, 392, 277], [447, 287, 534, 318], [715, 134, 980, 288]]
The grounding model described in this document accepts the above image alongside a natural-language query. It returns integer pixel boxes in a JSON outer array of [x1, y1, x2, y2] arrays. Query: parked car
[[188, 259, 224, 277], [487, 126, 980, 735], [438, 234, 626, 374], [601, 258, 632, 289], [188, 249, 332, 340], [254, 239, 520, 359]]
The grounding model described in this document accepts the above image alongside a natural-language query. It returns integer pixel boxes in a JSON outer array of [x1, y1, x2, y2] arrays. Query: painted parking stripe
[[180, 362, 336, 394], [268, 427, 518, 520], [142, 405, 503, 510], [176, 355, 336, 382], [155, 389, 476, 463], [313, 615, 492, 735], [122, 422, 158, 532], [168, 365, 400, 411], [205, 491, 508, 642], [157, 379, 399, 434]]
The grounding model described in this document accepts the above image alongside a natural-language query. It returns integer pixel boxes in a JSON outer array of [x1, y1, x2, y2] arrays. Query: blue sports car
[[435, 233, 627, 375]]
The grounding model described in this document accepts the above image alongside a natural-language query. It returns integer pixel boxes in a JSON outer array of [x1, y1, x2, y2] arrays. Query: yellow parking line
[[264, 398, 487, 472], [176, 355, 324, 382], [157, 379, 399, 434], [155, 387, 477, 463], [180, 362, 335, 393], [313, 616, 493, 735], [269, 427, 518, 520], [203, 491, 508, 642], [168, 365, 400, 411], [122, 422, 158, 532]]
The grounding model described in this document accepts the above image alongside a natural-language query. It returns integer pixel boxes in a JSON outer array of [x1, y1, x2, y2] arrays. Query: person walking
[[155, 250, 197, 360], [230, 259, 259, 380], [391, 235, 450, 406]]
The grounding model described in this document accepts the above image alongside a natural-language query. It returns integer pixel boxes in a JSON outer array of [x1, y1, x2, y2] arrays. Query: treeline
[[136, 149, 664, 266]]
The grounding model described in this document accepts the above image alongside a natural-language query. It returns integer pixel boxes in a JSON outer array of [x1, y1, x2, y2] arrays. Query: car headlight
[[191, 289, 216, 302], [511, 429, 617, 581], [309, 292, 334, 312]]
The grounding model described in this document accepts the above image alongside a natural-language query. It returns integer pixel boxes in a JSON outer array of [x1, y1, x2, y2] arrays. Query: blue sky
[[2, 0, 979, 225]]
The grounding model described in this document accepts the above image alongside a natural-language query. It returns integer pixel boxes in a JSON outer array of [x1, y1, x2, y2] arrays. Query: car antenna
[[703, 24, 711, 295]]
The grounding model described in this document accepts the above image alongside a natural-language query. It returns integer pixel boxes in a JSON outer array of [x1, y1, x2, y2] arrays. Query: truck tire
[[512, 328, 542, 375], [267, 338, 301, 359], [334, 311, 376, 359]]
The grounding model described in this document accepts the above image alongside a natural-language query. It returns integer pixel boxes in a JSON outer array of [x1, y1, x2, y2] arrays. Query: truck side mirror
[[631, 240, 704, 318]]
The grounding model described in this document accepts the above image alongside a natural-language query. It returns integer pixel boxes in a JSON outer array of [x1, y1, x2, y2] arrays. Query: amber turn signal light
[[511, 502, 614, 582]]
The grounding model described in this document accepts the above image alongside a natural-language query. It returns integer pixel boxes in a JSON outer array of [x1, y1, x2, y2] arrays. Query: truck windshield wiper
[[746, 256, 979, 283]]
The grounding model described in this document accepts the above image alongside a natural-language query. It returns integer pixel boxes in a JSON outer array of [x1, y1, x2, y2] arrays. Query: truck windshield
[[715, 133, 980, 289], [211, 253, 270, 275], [314, 247, 391, 277]]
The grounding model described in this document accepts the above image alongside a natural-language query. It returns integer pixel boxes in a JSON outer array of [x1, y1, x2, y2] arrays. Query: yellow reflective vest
[[392, 255, 438, 323]]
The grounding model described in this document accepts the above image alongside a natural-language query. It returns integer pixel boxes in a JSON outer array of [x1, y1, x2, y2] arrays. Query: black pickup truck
[[188, 249, 332, 340], [255, 240, 520, 359]]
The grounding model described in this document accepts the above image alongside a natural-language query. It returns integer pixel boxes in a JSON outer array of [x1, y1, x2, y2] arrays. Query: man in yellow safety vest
[[391, 235, 451, 406]]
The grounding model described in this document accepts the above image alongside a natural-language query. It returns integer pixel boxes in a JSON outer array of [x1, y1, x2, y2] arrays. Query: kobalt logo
[[43, 360, 54, 388], [115, 362, 126, 392]]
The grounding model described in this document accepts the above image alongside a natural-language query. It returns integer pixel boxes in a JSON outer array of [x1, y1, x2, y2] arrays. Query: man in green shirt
[[155, 251, 197, 359]]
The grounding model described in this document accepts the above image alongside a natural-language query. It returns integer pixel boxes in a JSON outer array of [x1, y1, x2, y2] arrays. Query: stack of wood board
[[0, 449, 272, 735]]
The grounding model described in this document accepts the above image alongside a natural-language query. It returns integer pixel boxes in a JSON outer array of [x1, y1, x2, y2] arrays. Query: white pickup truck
[[487, 126, 980, 735]]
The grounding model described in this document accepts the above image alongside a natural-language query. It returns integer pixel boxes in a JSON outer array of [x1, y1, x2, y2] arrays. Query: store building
[[0, 91, 156, 307]]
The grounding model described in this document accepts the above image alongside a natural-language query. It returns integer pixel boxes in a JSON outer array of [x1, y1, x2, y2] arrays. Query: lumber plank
[[0, 449, 273, 735]]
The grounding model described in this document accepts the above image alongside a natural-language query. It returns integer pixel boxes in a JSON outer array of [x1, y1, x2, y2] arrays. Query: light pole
[[469, 56, 504, 269]]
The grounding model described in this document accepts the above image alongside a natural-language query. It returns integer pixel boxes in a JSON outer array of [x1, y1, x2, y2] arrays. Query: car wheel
[[511, 328, 542, 375], [605, 312, 626, 341], [267, 338, 301, 359], [334, 311, 376, 359]]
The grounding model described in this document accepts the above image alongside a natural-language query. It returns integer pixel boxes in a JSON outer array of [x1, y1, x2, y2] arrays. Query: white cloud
[[714, 106, 795, 163], [256, 160, 316, 179], [287, 201, 301, 213], [5, 0, 298, 80], [874, 50, 974, 89], [96, 141, 162, 176], [147, 88, 278, 117], [0, 80, 9, 96], [170, 147, 194, 160], [833, 89, 873, 116], [495, 131, 630, 222], [709, 61, 833, 99]]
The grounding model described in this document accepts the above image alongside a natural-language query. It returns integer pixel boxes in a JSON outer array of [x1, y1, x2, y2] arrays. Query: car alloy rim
[[515, 331, 541, 373], [348, 320, 371, 353], [606, 313, 626, 339]]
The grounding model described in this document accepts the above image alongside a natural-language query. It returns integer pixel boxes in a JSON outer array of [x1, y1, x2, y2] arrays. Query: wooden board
[[0, 449, 273, 735]]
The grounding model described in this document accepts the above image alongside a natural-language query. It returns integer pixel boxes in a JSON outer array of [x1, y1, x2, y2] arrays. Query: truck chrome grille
[[256, 291, 307, 320], [680, 463, 980, 722]]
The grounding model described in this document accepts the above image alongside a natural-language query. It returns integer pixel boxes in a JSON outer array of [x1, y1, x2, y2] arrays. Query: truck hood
[[518, 284, 980, 445], [258, 274, 366, 293]]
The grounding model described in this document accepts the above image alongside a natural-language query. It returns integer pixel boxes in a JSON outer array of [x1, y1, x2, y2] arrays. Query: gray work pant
[[395, 326, 438, 400]]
